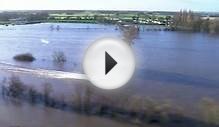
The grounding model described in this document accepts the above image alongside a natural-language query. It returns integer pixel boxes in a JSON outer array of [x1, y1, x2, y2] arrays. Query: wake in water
[[0, 62, 87, 80]]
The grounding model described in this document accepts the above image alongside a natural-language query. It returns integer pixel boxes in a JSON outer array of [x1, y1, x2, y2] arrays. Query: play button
[[105, 52, 117, 75], [83, 38, 135, 89]]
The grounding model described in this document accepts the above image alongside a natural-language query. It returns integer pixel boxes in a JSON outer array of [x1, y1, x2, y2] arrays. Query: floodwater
[[0, 97, 139, 127], [0, 23, 219, 126]]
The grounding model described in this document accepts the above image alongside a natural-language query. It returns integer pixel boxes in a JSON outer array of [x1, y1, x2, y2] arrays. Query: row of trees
[[172, 10, 219, 34], [2, 75, 219, 126], [2, 76, 54, 106], [0, 11, 49, 22], [1, 75, 184, 125]]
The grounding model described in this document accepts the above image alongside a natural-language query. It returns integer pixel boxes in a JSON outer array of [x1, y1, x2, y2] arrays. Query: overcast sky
[[0, 0, 219, 12]]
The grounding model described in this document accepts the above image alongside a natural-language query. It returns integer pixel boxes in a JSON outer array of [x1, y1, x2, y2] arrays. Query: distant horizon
[[0, 9, 219, 13]]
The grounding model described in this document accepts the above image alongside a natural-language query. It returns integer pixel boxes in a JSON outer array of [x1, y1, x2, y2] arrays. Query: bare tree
[[119, 24, 139, 45], [72, 84, 83, 110], [8, 75, 26, 98], [52, 51, 67, 64], [43, 82, 53, 106], [28, 86, 38, 104]]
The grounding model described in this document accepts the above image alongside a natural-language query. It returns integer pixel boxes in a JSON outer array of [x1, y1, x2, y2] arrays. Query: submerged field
[[0, 23, 219, 126]]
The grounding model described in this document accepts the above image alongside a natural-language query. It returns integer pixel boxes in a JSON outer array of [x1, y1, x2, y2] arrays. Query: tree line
[[1, 75, 219, 127], [172, 10, 219, 34], [0, 11, 49, 21]]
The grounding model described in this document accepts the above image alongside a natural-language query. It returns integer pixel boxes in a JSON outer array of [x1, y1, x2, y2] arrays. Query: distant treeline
[[0, 11, 48, 21], [172, 10, 219, 34], [1, 10, 219, 34]]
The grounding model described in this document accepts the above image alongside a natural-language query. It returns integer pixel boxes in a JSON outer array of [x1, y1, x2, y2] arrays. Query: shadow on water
[[2, 96, 219, 127], [137, 69, 219, 88]]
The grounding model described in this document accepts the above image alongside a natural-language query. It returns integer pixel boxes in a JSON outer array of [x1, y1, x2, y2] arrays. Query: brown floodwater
[[0, 98, 141, 127]]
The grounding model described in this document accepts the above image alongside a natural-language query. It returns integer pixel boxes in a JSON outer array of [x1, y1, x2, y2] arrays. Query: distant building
[[202, 16, 219, 20], [9, 17, 27, 25]]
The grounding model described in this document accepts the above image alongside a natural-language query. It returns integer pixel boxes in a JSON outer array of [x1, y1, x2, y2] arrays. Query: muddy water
[[0, 98, 140, 127]]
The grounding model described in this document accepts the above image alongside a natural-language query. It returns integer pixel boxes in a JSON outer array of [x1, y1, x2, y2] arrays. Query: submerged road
[[0, 62, 87, 80]]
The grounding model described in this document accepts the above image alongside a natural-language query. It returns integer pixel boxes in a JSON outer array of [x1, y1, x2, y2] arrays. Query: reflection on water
[[0, 97, 139, 127]]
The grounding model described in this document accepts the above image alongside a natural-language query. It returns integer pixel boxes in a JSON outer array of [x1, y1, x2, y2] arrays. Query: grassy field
[[47, 11, 171, 25], [0, 11, 172, 25]]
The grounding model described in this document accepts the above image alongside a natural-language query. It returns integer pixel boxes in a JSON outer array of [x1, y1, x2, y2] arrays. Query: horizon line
[[0, 9, 219, 13]]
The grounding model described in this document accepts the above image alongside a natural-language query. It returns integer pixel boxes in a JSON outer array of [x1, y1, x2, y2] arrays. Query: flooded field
[[0, 23, 219, 126]]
